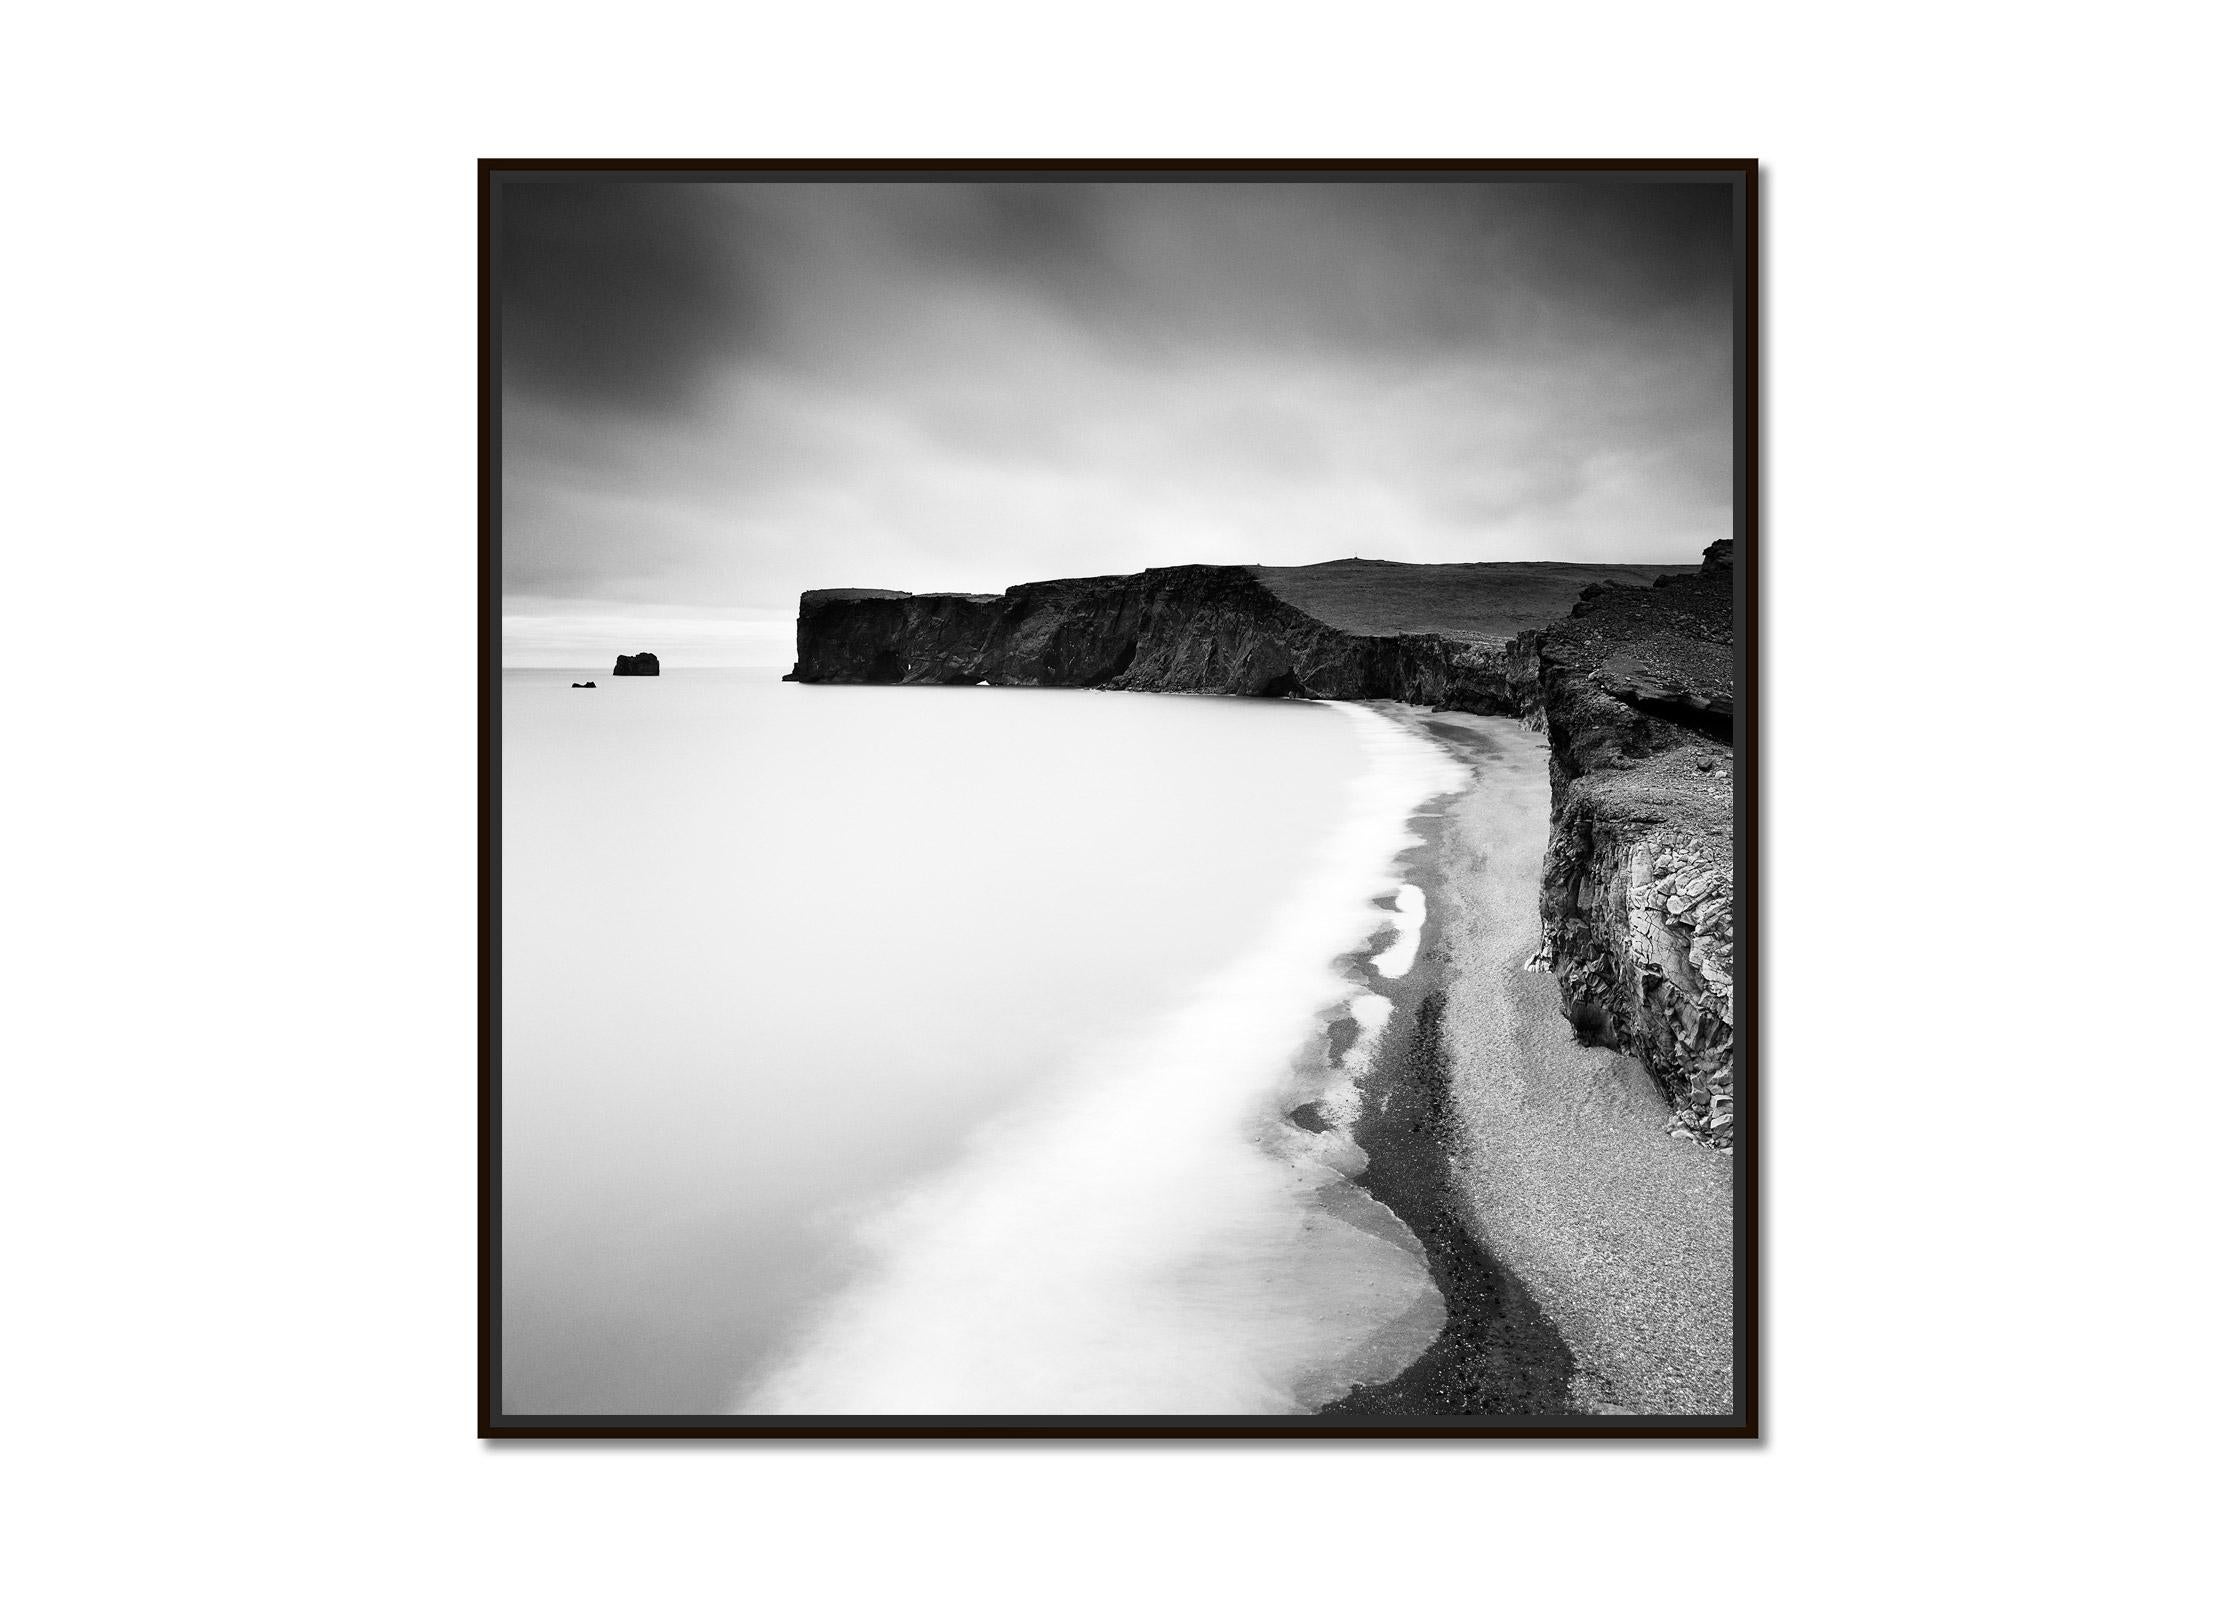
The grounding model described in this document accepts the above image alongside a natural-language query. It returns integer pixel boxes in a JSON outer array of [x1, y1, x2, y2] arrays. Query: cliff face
[[789, 564, 1548, 717], [1533, 543, 1737, 1146], [788, 549, 1736, 1144]]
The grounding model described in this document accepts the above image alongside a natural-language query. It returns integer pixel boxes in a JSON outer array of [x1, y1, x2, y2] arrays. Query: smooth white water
[[502, 660, 1467, 1415]]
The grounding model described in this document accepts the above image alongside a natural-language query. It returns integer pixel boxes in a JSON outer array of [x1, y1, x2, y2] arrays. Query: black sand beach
[[1322, 985, 1576, 1415]]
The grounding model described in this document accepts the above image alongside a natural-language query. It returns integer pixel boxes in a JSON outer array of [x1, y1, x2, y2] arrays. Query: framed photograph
[[482, 159, 1758, 1438]]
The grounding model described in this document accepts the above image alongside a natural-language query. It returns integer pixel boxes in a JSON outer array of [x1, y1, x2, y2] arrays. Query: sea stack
[[613, 652, 660, 677]]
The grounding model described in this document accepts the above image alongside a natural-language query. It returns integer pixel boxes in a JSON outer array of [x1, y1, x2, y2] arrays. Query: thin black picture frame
[[478, 157, 1760, 1440]]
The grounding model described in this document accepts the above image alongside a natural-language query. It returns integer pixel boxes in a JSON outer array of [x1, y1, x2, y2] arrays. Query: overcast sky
[[499, 178, 1733, 664]]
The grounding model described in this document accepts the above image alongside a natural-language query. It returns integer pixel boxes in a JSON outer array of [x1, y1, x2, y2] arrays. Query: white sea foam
[[1345, 991, 1397, 1066], [1371, 883, 1427, 978], [738, 701, 1467, 1415], [1305, 991, 1396, 1144]]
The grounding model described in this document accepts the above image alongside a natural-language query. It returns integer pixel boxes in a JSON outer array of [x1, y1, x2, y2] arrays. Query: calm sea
[[501, 655, 1465, 1414]]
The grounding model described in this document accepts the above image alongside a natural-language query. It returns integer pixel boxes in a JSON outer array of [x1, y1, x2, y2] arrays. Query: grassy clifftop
[[1254, 558, 1692, 644]]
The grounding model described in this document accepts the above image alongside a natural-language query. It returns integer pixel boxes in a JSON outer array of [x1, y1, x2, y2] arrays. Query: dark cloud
[[499, 181, 763, 410], [1449, 180, 1733, 305], [498, 177, 1736, 658], [902, 184, 1115, 286]]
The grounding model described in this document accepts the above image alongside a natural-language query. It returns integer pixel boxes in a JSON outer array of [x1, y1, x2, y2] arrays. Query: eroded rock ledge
[[787, 549, 1736, 1145]]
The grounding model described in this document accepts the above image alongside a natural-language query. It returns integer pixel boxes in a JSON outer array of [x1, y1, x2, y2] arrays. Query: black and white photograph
[[17, 1, 2240, 1590], [487, 163, 1755, 1433]]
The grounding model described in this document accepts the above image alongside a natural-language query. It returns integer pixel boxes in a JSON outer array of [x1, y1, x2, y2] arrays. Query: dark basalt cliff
[[614, 652, 661, 677], [788, 548, 1736, 1145], [788, 564, 1550, 716], [1535, 542, 1737, 1146]]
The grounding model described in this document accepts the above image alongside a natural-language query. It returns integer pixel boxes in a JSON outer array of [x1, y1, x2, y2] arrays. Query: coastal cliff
[[788, 549, 1735, 1144], [787, 565, 1548, 714], [1532, 543, 1737, 1147]]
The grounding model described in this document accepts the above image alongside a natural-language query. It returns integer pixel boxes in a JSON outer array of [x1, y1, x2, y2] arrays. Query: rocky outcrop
[[613, 653, 660, 677], [1532, 542, 1736, 1147], [788, 565, 1547, 716]]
